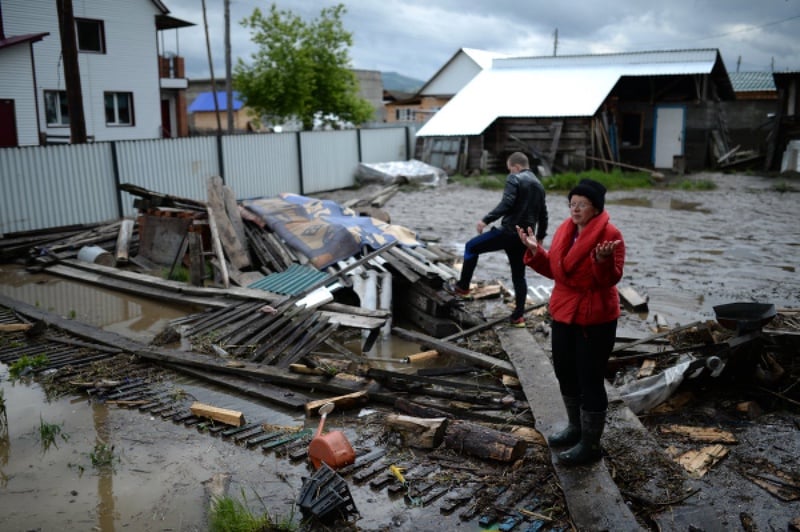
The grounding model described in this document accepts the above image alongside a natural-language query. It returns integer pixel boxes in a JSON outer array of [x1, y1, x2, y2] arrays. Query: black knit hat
[[569, 178, 606, 212]]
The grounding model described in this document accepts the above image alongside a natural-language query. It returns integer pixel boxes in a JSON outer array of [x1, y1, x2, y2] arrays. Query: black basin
[[713, 302, 776, 333]]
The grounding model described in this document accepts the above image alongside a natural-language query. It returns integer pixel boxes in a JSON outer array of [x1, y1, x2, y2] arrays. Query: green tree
[[234, 3, 374, 131]]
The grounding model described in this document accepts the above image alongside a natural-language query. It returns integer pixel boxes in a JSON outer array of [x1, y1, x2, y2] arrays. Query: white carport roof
[[417, 49, 723, 137]]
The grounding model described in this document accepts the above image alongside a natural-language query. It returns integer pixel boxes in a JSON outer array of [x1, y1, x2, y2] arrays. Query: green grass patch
[[541, 169, 653, 192], [39, 416, 69, 452], [772, 180, 798, 193], [209, 489, 297, 532], [90, 441, 117, 469], [8, 354, 49, 379]]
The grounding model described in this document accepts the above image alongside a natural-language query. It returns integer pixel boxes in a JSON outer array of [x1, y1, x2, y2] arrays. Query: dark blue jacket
[[482, 169, 548, 241]]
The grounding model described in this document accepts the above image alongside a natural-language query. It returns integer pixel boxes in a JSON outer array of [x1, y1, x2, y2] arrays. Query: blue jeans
[[457, 227, 527, 320]]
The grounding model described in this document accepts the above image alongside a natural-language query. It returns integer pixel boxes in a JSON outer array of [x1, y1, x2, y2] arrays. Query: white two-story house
[[0, 0, 193, 147]]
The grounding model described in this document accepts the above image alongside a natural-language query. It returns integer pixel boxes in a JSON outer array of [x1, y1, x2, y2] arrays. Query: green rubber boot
[[557, 409, 606, 466], [547, 395, 581, 448]]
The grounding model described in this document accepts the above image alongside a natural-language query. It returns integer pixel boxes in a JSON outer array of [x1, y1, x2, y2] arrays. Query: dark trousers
[[551, 319, 617, 412], [458, 227, 527, 320]]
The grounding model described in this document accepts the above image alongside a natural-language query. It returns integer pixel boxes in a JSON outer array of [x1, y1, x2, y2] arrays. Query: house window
[[395, 108, 415, 121], [44, 90, 70, 126], [105, 92, 134, 126], [620, 112, 643, 148], [76, 18, 105, 53]]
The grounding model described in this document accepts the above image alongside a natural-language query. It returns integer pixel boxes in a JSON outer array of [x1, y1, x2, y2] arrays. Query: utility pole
[[553, 28, 558, 56], [225, 0, 233, 133], [736, 55, 741, 73], [201, 0, 222, 135], [55, 0, 87, 143]]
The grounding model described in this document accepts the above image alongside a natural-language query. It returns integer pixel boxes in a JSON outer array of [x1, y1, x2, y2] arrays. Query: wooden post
[[115, 219, 134, 264]]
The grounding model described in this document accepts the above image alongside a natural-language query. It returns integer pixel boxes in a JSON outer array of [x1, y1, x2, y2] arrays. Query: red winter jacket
[[523, 210, 624, 325]]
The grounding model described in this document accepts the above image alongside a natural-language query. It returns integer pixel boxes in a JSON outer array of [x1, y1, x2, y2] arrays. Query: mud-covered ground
[[1, 171, 799, 531]]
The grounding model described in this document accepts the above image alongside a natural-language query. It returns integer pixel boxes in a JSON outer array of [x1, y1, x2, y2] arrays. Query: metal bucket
[[77, 245, 115, 267]]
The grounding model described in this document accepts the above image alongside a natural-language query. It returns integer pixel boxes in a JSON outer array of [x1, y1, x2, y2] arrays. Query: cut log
[[190, 401, 245, 427], [394, 397, 453, 419], [385, 414, 448, 449], [207, 176, 250, 270], [443, 420, 527, 462], [305, 390, 368, 416]]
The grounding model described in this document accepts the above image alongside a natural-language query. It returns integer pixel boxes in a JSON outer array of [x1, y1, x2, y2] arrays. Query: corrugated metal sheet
[[300, 130, 360, 193], [729, 71, 776, 92], [418, 49, 721, 137], [115, 137, 218, 216], [223, 134, 301, 200], [360, 128, 408, 163], [0, 143, 118, 234], [248, 263, 328, 295], [1, 126, 411, 233]]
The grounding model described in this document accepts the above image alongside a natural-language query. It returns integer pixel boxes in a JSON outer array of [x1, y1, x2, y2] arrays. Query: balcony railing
[[158, 55, 185, 79]]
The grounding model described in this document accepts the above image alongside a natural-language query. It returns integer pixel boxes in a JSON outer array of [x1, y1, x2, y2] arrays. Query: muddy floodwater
[[0, 171, 798, 531]]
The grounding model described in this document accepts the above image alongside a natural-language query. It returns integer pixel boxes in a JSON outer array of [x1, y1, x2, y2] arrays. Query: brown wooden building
[[416, 49, 742, 175]]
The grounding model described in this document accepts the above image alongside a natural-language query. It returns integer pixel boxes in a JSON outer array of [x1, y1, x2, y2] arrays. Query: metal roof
[[418, 49, 726, 137], [728, 71, 776, 92], [248, 263, 328, 296]]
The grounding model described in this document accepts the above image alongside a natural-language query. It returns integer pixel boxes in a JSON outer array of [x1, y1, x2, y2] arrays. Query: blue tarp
[[242, 193, 421, 269]]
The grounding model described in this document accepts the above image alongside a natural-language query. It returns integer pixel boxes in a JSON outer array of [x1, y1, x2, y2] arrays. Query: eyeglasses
[[568, 202, 592, 210]]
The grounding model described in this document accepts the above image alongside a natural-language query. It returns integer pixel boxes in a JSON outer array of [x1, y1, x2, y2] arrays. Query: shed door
[[653, 106, 685, 169], [0, 99, 19, 147]]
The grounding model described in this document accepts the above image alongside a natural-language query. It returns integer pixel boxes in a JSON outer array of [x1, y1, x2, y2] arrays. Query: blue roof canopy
[[188, 91, 244, 112]]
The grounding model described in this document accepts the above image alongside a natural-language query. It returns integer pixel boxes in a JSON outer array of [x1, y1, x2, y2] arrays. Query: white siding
[[2, 0, 163, 142], [0, 43, 40, 146], [421, 51, 482, 97]]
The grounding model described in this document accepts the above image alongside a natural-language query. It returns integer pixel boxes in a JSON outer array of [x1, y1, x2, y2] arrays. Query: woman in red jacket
[[516, 178, 624, 466]]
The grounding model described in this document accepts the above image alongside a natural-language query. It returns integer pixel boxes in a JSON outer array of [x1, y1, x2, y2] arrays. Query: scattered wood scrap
[[190, 401, 245, 427], [673, 444, 729, 478], [658, 425, 738, 444], [385, 414, 448, 449]]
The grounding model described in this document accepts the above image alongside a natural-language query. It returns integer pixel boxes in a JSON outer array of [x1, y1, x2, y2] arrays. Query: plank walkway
[[496, 327, 644, 531]]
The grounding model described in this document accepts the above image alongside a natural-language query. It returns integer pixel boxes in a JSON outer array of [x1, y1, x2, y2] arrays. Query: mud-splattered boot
[[547, 395, 581, 448], [557, 409, 606, 466]]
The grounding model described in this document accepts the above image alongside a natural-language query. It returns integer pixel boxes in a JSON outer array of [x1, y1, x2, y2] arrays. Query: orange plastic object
[[308, 430, 355, 470], [308, 402, 355, 470]]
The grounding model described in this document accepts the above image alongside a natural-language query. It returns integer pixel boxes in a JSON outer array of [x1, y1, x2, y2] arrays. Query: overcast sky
[[161, 0, 800, 83]]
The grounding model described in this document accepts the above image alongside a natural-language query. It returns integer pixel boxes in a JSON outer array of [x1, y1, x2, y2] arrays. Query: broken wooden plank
[[115, 218, 135, 264], [392, 326, 515, 375], [304, 390, 369, 416], [0, 323, 32, 332], [675, 444, 729, 478], [190, 401, 245, 427], [658, 425, 738, 444], [207, 176, 250, 270], [206, 206, 230, 288]]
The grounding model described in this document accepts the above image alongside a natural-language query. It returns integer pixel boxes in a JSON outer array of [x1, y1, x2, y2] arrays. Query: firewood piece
[[190, 401, 245, 427], [385, 414, 448, 449], [444, 420, 527, 462], [675, 444, 729, 478], [619, 286, 648, 311], [206, 207, 229, 288], [304, 390, 368, 416], [658, 424, 738, 443], [637, 359, 657, 378]]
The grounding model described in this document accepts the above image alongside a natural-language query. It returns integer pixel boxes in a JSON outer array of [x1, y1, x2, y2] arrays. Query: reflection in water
[[0, 266, 191, 343], [93, 402, 116, 531]]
